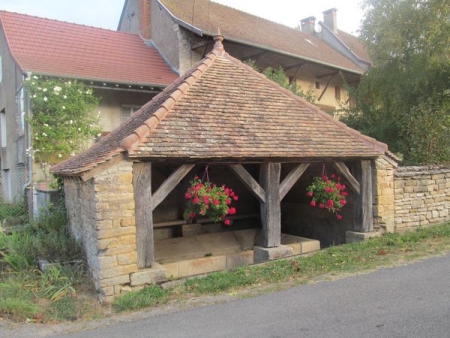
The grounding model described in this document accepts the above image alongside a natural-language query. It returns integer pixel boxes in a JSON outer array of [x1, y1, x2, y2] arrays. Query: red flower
[[319, 203, 325, 209], [226, 199, 232, 205], [336, 214, 343, 220], [342, 191, 348, 197], [340, 199, 346, 206], [331, 174, 335, 179], [213, 199, 220, 206], [203, 195, 209, 204], [224, 219, 231, 226], [189, 212, 196, 219], [228, 207, 236, 215], [310, 200, 316, 207], [185, 192, 192, 199], [326, 199, 334, 208], [233, 195, 239, 201], [307, 191, 313, 197], [325, 187, 334, 193], [192, 197, 200, 204]]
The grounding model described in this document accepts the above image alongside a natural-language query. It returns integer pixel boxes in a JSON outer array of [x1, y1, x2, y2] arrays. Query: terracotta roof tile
[[159, 0, 365, 74], [0, 11, 178, 86], [51, 36, 387, 177]]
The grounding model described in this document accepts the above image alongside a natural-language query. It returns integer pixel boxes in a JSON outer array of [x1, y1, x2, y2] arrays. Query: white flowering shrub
[[25, 76, 101, 165]]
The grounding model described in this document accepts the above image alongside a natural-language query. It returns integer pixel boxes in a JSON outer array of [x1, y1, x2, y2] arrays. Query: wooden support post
[[361, 160, 373, 232], [260, 163, 281, 247], [229, 164, 266, 203], [133, 162, 154, 268]]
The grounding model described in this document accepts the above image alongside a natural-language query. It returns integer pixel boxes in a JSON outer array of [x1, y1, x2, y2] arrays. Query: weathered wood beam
[[332, 162, 360, 194], [133, 162, 154, 268], [289, 65, 304, 85], [279, 163, 310, 201], [152, 164, 194, 211], [260, 163, 281, 247], [229, 164, 266, 203], [317, 73, 336, 101], [361, 160, 373, 232]]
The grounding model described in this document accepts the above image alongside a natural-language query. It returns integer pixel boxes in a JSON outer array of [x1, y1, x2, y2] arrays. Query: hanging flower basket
[[306, 172, 348, 220], [183, 175, 238, 226]]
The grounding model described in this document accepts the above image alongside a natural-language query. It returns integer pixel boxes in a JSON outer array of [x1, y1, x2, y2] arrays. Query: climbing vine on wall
[[25, 76, 101, 166]]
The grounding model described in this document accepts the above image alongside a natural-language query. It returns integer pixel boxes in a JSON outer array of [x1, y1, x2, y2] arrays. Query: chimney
[[300, 16, 316, 34], [323, 8, 338, 34], [139, 0, 151, 40]]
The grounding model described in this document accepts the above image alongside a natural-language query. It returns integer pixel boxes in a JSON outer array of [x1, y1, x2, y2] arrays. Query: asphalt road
[[49, 252, 450, 338]]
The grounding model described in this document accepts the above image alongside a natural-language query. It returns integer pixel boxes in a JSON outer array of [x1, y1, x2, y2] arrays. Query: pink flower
[[185, 192, 192, 199], [331, 174, 335, 178], [192, 197, 200, 204], [213, 199, 220, 206], [224, 219, 231, 226], [310, 200, 316, 207], [233, 195, 239, 201], [342, 191, 348, 197], [189, 212, 196, 219], [325, 187, 334, 193], [306, 191, 313, 197], [340, 199, 346, 206], [319, 203, 325, 209], [228, 207, 236, 215], [226, 199, 232, 205], [336, 214, 343, 220], [203, 195, 209, 204]]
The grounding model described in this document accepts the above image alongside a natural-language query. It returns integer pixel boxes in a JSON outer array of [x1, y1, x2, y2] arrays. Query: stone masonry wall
[[394, 166, 450, 232], [65, 160, 137, 302], [373, 157, 396, 233]]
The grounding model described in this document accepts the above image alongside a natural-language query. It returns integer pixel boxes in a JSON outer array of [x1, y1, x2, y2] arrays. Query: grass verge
[[114, 222, 450, 312]]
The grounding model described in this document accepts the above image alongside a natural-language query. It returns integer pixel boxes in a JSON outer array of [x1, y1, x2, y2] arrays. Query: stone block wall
[[393, 166, 450, 232], [64, 160, 138, 302], [373, 157, 396, 233]]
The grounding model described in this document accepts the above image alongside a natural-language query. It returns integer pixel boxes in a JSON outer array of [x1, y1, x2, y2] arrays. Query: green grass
[[113, 285, 170, 312], [0, 201, 88, 322], [112, 222, 450, 313]]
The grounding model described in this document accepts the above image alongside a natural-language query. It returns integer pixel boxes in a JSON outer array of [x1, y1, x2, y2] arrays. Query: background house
[[0, 11, 177, 209], [118, 0, 370, 112]]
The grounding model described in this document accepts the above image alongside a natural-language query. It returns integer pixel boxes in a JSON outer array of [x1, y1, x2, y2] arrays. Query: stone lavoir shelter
[[51, 34, 388, 301]]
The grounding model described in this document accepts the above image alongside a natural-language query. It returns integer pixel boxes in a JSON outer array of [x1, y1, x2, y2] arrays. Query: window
[[0, 109, 6, 147], [335, 85, 341, 101], [120, 105, 141, 122]]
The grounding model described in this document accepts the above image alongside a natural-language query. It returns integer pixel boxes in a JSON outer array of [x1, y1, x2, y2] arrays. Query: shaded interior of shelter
[[152, 161, 359, 263]]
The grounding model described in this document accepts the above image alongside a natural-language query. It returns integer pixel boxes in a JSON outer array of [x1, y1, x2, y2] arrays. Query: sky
[[0, 0, 365, 35]]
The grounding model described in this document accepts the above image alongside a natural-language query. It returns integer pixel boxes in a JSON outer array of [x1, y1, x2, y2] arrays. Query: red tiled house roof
[[51, 36, 387, 177], [158, 0, 366, 75], [0, 10, 177, 86]]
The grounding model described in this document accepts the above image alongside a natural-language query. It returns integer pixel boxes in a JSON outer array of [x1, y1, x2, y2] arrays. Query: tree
[[341, 0, 450, 164], [244, 60, 316, 103]]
